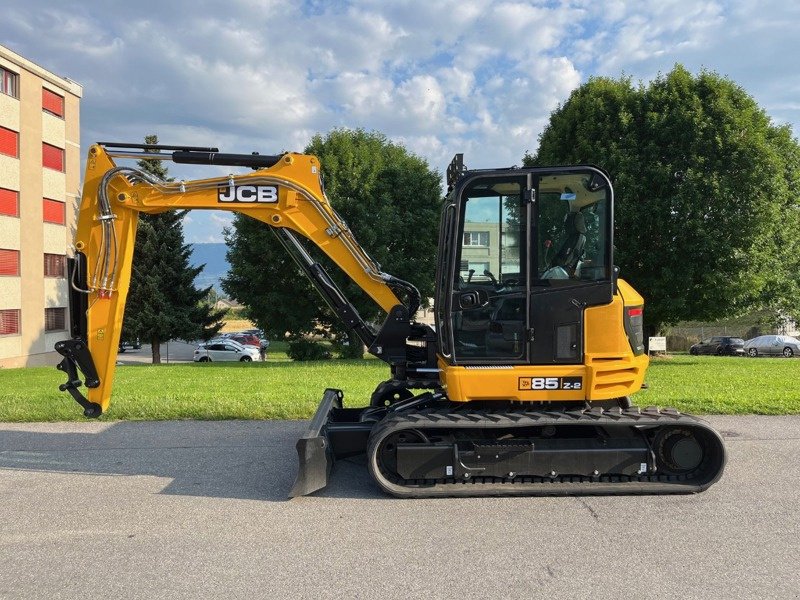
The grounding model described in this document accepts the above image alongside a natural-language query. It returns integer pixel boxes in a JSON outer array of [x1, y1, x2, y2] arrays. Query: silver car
[[744, 335, 800, 358], [193, 339, 261, 362]]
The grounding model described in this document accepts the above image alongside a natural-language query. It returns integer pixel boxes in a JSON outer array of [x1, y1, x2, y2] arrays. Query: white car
[[193, 339, 261, 362], [744, 335, 800, 358]]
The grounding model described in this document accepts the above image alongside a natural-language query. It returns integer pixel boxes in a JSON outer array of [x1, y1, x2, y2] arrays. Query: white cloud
[[1, 0, 798, 244], [437, 67, 475, 99]]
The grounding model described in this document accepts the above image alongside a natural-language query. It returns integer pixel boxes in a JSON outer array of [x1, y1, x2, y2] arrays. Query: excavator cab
[[293, 158, 724, 498], [437, 165, 613, 366]]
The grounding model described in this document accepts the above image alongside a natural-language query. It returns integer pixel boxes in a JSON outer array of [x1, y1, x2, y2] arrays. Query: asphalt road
[[115, 341, 198, 364], [0, 416, 798, 599]]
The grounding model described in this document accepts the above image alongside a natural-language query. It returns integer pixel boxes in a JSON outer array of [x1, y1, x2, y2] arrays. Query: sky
[[2, 0, 799, 243]]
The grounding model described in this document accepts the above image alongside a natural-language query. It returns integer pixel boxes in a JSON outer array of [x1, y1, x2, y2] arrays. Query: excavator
[[55, 142, 726, 498]]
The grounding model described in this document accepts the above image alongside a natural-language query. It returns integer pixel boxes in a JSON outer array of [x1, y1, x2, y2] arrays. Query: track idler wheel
[[653, 427, 705, 474]]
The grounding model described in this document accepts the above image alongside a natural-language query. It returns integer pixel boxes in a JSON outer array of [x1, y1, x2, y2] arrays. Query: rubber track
[[367, 406, 726, 498]]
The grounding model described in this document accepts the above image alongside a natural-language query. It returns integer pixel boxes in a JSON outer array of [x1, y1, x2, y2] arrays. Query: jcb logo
[[218, 185, 278, 203]]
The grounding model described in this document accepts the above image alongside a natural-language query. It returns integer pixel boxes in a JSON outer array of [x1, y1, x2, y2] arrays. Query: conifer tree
[[122, 135, 224, 363]]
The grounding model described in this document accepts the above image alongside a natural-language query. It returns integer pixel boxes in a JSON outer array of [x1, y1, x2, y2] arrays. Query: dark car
[[118, 339, 142, 353], [689, 336, 745, 356]]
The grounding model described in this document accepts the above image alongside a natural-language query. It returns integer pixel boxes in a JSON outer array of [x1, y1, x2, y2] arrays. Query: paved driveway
[[0, 416, 798, 599], [115, 340, 197, 364]]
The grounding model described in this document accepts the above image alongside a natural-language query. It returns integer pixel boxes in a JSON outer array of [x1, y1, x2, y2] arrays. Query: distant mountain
[[189, 243, 230, 291]]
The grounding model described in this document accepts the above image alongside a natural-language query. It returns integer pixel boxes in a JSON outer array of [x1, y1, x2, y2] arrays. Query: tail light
[[624, 306, 645, 355]]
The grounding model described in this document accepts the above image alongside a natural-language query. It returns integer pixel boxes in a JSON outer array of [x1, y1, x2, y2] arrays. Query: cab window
[[452, 176, 527, 361], [537, 173, 610, 282]]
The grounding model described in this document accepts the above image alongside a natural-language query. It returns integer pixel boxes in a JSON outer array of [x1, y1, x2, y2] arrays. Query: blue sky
[[2, 0, 799, 242]]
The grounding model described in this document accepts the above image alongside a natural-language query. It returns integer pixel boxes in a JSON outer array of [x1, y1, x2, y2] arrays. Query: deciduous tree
[[223, 129, 442, 358], [527, 65, 800, 337]]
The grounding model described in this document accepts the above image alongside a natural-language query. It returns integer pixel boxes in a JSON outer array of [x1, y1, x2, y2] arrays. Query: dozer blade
[[289, 388, 375, 497], [289, 389, 342, 497]]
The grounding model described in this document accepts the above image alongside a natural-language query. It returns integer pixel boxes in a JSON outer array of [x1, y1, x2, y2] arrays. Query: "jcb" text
[[218, 185, 278, 203]]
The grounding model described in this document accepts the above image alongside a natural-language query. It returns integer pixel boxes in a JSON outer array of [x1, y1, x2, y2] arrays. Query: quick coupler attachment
[[54, 338, 102, 418], [289, 388, 375, 497]]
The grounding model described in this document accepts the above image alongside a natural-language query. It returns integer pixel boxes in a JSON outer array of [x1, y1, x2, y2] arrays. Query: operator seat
[[549, 211, 586, 277]]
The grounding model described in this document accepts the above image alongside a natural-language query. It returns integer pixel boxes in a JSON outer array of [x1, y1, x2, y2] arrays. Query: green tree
[[222, 215, 323, 343], [527, 65, 800, 337], [223, 128, 442, 358], [122, 135, 224, 363], [202, 286, 222, 308]]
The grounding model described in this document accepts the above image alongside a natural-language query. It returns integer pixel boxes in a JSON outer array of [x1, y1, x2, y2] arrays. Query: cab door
[[446, 174, 529, 364], [528, 169, 614, 364]]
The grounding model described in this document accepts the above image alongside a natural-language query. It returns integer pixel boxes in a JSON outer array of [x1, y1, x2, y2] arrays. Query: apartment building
[[0, 45, 82, 367]]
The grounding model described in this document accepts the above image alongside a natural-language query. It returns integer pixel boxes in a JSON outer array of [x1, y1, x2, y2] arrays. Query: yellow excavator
[[56, 142, 726, 498]]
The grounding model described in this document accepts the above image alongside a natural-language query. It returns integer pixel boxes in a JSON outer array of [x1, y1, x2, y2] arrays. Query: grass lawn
[[637, 355, 799, 414], [0, 355, 797, 422]]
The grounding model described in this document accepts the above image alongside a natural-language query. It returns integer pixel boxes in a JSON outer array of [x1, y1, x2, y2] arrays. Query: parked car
[[193, 339, 261, 362], [689, 336, 745, 356], [240, 329, 270, 351], [227, 333, 260, 347], [744, 335, 800, 357], [118, 339, 142, 353]]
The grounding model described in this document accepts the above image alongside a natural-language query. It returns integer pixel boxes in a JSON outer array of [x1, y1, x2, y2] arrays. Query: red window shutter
[[43, 198, 65, 225], [0, 127, 18, 158], [0, 309, 20, 335], [0, 188, 18, 216], [42, 88, 64, 117], [0, 249, 20, 276], [42, 143, 64, 171]]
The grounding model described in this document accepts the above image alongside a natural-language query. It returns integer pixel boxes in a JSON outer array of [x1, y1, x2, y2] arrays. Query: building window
[[42, 143, 64, 172], [0, 188, 18, 217], [45, 307, 66, 332], [0, 309, 20, 335], [0, 249, 20, 276], [0, 126, 19, 158], [460, 261, 490, 276], [42, 88, 64, 117], [0, 67, 18, 98], [43, 198, 65, 224], [44, 253, 66, 278], [463, 231, 489, 246]]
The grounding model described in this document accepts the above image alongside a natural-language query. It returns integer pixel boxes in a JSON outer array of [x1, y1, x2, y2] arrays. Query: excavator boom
[[57, 143, 417, 415]]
